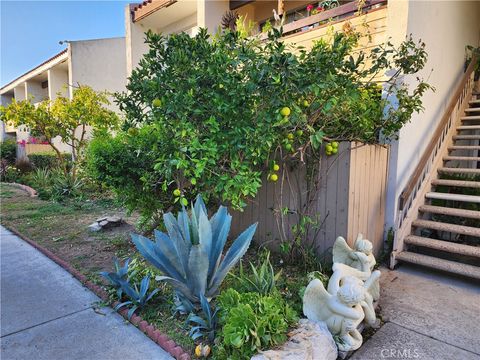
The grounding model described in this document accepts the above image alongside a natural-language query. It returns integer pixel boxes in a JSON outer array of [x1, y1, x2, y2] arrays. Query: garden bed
[[0, 184, 318, 359]]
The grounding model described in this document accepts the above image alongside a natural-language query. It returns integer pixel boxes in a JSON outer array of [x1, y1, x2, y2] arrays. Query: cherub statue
[[328, 263, 381, 328], [333, 234, 376, 273], [303, 276, 366, 351], [333, 234, 380, 303]]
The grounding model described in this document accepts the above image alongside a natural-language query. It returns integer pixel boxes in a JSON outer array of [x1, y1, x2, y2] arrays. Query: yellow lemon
[[270, 174, 278, 182], [152, 98, 162, 107], [173, 189, 181, 197], [273, 164, 280, 171], [280, 107, 291, 116]]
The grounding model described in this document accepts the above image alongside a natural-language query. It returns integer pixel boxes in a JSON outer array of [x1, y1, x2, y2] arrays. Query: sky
[[1, 0, 130, 87]]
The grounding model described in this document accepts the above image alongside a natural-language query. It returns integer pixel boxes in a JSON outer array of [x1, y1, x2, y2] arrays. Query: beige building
[[0, 37, 127, 151]]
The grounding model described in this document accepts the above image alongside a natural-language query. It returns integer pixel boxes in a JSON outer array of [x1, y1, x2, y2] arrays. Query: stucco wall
[[26, 81, 48, 103], [48, 67, 69, 100], [384, 0, 480, 229], [69, 37, 127, 111]]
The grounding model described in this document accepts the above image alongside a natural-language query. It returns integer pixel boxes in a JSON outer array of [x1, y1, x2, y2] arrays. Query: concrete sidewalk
[[350, 265, 480, 360], [0, 226, 173, 360]]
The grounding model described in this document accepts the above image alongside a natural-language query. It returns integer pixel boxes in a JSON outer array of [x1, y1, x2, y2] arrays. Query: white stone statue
[[333, 234, 380, 302], [333, 234, 376, 272], [328, 263, 381, 328], [303, 276, 366, 352]]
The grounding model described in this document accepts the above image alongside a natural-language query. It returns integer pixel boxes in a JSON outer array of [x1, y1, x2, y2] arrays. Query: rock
[[251, 319, 337, 360], [99, 220, 109, 227], [96, 216, 108, 222], [105, 216, 122, 223], [88, 223, 102, 232]]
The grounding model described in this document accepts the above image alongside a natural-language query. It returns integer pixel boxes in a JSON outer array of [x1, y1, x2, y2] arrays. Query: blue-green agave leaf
[[207, 223, 257, 296], [208, 206, 231, 278], [198, 210, 212, 265], [115, 301, 132, 311], [153, 229, 187, 278], [127, 305, 138, 320], [200, 293, 212, 322], [139, 275, 150, 298], [194, 195, 208, 219], [187, 244, 209, 299], [163, 213, 191, 270], [156, 276, 196, 302], [177, 207, 191, 245], [146, 288, 160, 303], [131, 233, 185, 282]]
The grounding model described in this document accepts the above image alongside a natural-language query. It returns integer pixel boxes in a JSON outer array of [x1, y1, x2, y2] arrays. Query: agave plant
[[99, 258, 132, 299], [114, 275, 160, 319], [186, 294, 219, 342], [131, 195, 257, 309]]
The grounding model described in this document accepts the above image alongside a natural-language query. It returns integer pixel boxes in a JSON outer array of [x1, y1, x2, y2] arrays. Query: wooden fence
[[17, 144, 56, 159], [230, 142, 389, 258]]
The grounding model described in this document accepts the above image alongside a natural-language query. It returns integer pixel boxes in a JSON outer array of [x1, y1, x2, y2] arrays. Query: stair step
[[449, 146, 480, 150], [461, 116, 480, 121], [419, 204, 480, 219], [464, 108, 480, 113], [405, 235, 480, 258], [443, 156, 480, 161], [431, 179, 480, 189], [453, 135, 480, 140], [469, 99, 480, 105], [412, 219, 480, 237], [396, 251, 480, 280], [438, 167, 480, 175], [426, 192, 480, 203], [457, 125, 480, 130]]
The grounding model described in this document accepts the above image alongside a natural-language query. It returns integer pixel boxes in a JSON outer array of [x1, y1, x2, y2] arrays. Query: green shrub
[[85, 128, 168, 225], [29, 152, 70, 170], [0, 161, 21, 183], [214, 288, 297, 359], [0, 139, 16, 163]]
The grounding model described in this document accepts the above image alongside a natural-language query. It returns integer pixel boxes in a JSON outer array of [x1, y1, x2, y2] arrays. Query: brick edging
[[3, 225, 191, 360], [3, 182, 38, 197]]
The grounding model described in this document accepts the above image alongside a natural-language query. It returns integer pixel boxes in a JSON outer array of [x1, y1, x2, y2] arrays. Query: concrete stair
[[405, 235, 480, 258], [396, 252, 480, 280], [396, 95, 480, 279]]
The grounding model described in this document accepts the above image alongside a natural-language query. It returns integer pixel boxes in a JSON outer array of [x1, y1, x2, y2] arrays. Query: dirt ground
[[0, 185, 139, 279]]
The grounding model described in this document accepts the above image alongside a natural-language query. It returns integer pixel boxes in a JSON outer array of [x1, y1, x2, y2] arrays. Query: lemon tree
[[91, 26, 431, 222]]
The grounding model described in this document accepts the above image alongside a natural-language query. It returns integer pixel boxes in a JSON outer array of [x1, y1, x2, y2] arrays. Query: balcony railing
[[257, 0, 387, 39]]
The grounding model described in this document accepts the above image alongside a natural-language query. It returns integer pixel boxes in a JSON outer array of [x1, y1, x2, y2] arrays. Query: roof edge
[[1, 49, 68, 93]]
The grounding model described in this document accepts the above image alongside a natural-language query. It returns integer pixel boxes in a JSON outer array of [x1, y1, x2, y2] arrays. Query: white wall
[[385, 0, 480, 229], [69, 37, 127, 111], [125, 5, 151, 76], [25, 81, 48, 103], [197, 0, 229, 33], [48, 67, 69, 100], [13, 84, 26, 101]]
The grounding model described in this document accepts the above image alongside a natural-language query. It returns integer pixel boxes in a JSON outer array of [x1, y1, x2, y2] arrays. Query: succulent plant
[[187, 293, 218, 342], [99, 257, 132, 299], [114, 275, 160, 319], [131, 195, 257, 309]]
